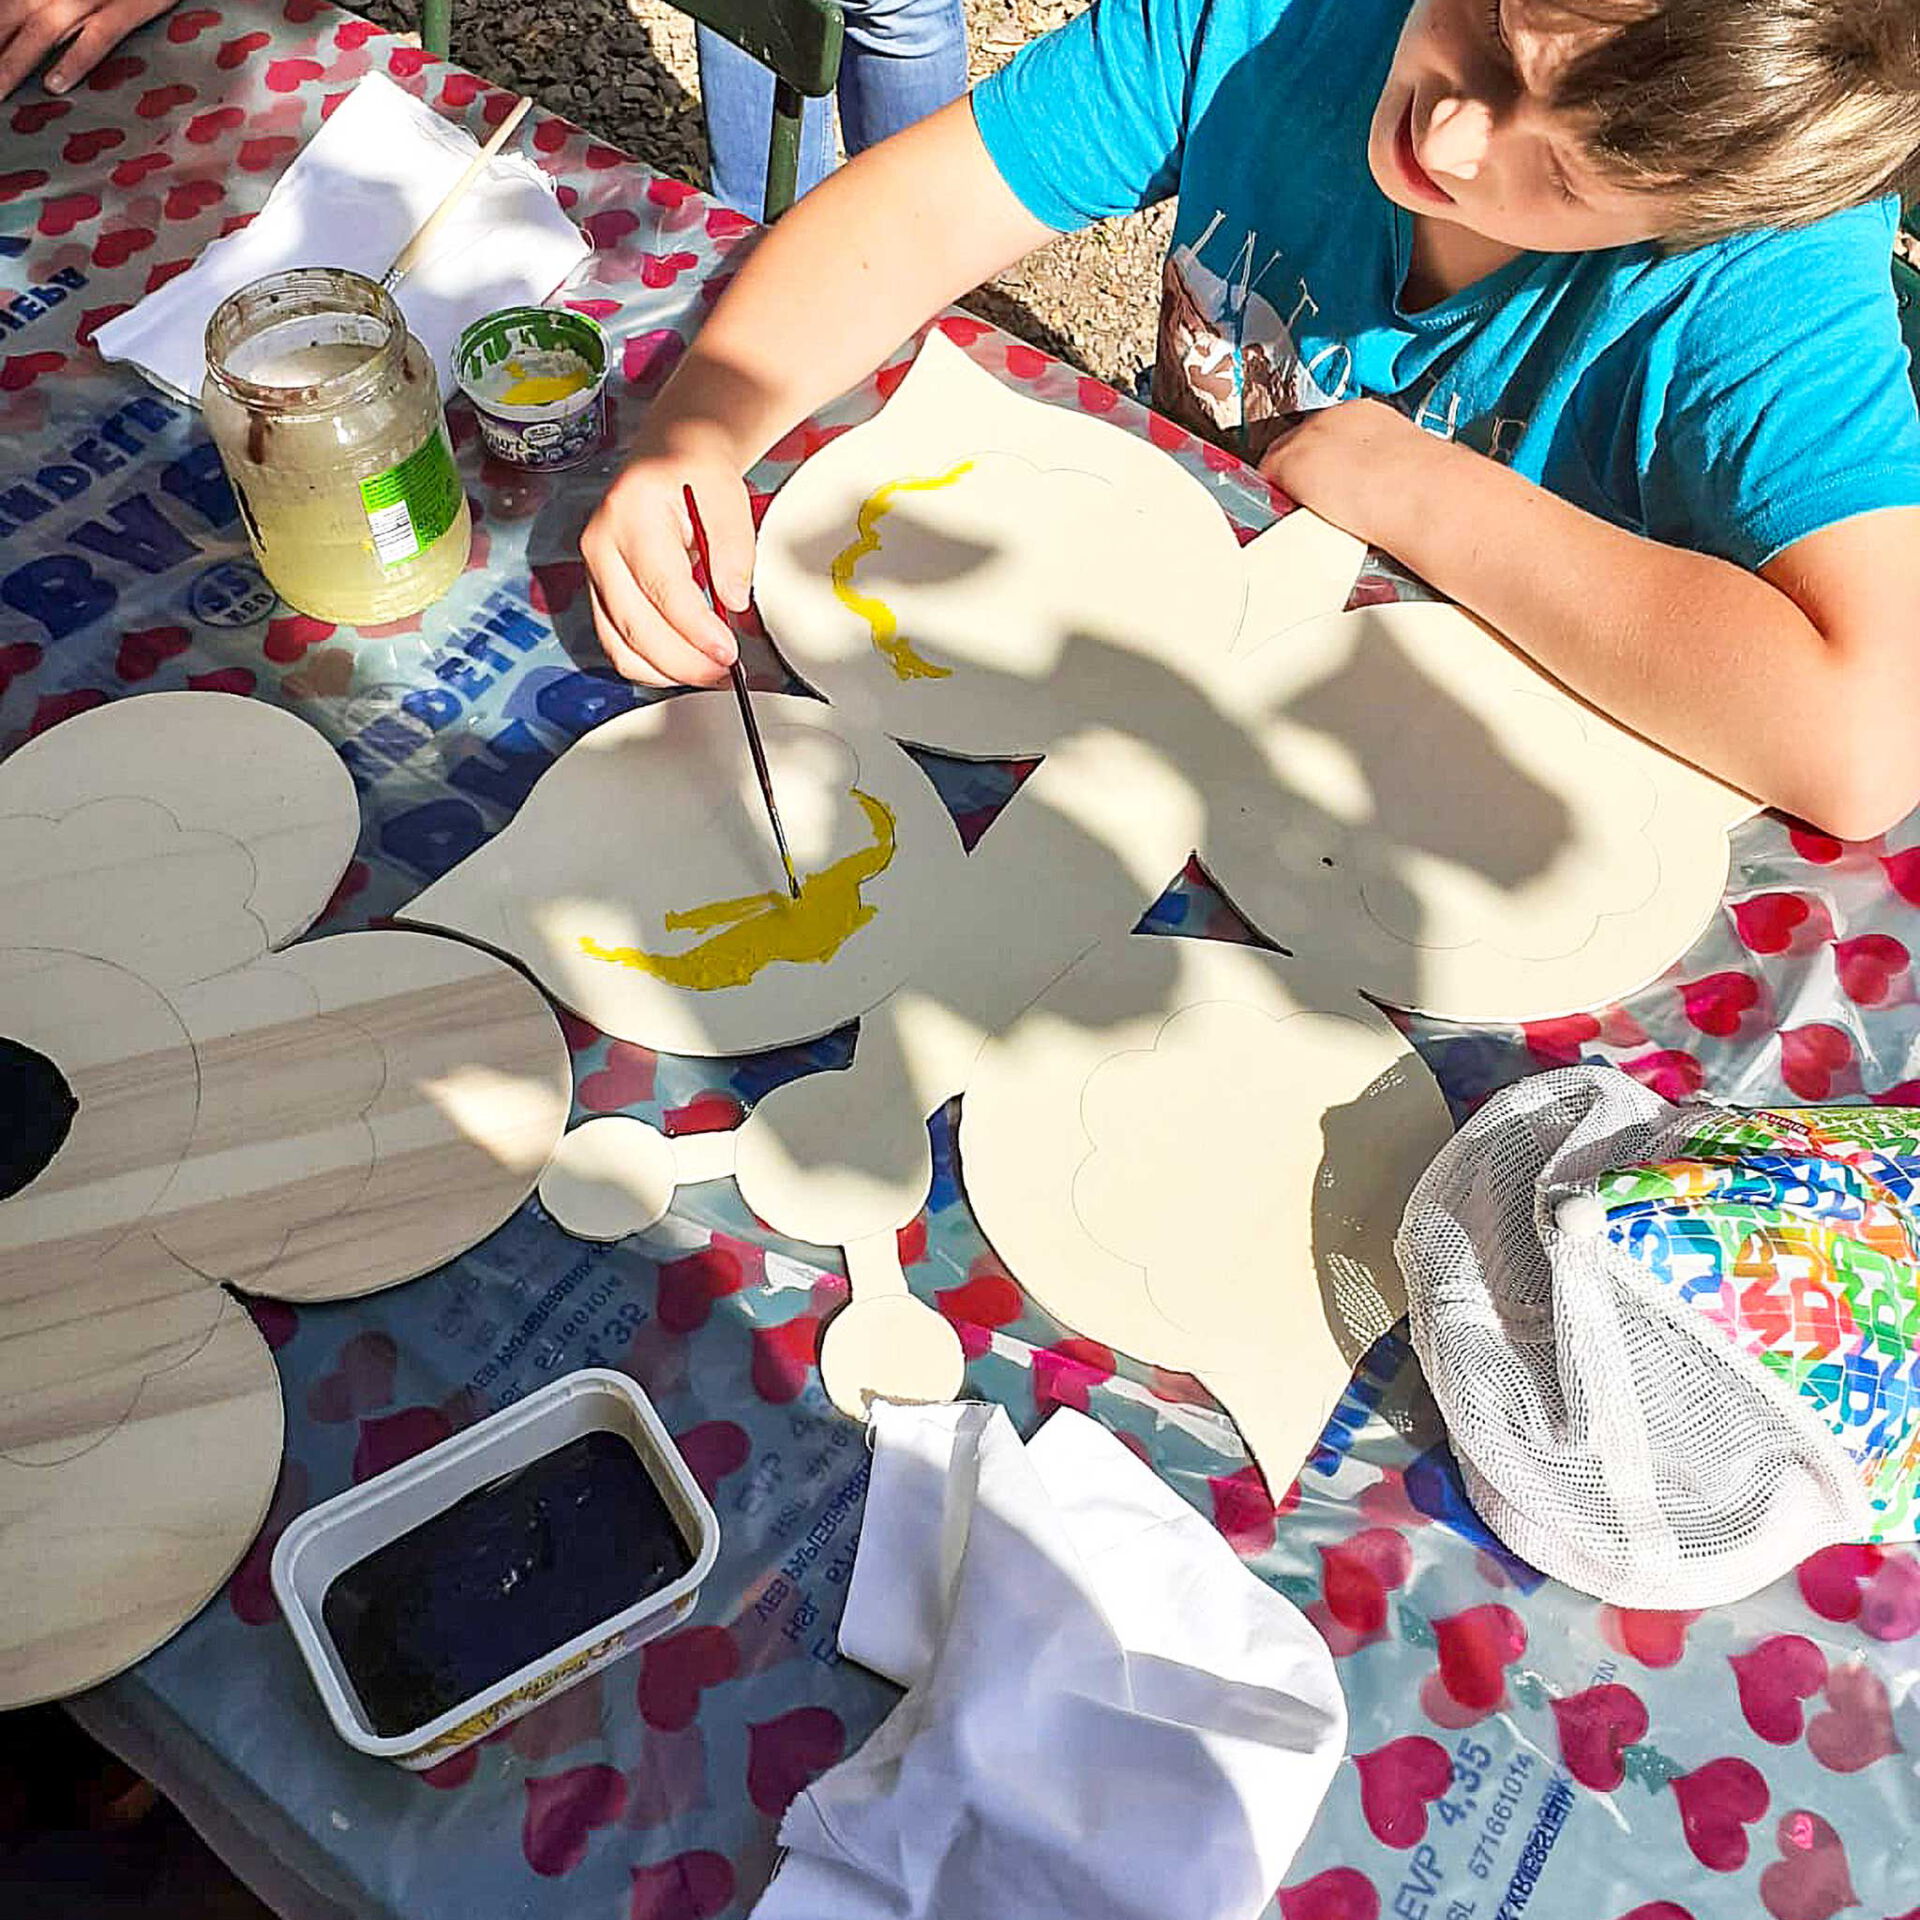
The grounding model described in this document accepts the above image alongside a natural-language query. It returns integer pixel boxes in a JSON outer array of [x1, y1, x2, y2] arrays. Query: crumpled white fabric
[[94, 72, 589, 403], [752, 1403, 1347, 1920]]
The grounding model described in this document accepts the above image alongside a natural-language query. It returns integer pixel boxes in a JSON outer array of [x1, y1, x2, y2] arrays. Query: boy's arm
[[583, 99, 1057, 686], [1263, 401, 1920, 842]]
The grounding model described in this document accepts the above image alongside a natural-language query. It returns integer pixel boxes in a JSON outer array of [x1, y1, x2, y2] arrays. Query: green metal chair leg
[[764, 78, 805, 222], [421, 0, 452, 59], [672, 0, 843, 219]]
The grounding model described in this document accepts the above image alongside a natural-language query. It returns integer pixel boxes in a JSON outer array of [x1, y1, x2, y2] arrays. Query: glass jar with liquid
[[202, 268, 470, 624]]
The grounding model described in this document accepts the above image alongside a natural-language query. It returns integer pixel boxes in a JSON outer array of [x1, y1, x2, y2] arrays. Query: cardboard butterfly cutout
[[0, 694, 571, 1707], [410, 332, 1754, 1488]]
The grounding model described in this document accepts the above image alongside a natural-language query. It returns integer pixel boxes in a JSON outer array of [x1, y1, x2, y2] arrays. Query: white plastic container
[[272, 1369, 719, 1769]]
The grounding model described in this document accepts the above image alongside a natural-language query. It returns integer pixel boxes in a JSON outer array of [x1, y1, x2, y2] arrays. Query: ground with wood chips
[[357, 0, 1168, 387]]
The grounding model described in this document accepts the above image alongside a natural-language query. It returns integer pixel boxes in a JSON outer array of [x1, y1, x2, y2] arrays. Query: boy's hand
[[1257, 398, 1431, 545], [581, 426, 755, 688], [0, 0, 177, 98]]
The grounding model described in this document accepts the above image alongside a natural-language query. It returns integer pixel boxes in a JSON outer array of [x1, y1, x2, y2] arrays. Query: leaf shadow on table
[[447, 415, 1579, 1488]]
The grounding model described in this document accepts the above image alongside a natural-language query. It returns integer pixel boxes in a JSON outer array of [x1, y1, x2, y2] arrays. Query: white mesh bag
[[1396, 1064, 1878, 1608]]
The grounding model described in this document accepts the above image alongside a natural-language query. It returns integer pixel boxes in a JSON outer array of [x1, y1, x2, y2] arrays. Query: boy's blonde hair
[[1546, 0, 1920, 244]]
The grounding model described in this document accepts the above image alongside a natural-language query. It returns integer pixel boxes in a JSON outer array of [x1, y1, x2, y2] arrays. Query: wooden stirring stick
[[382, 94, 535, 289]]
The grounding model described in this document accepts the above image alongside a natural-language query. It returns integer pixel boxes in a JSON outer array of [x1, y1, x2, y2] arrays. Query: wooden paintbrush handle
[[383, 94, 534, 287]]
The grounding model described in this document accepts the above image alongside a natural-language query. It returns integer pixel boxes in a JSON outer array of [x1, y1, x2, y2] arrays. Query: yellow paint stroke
[[501, 358, 591, 407], [578, 789, 898, 991], [830, 462, 974, 681]]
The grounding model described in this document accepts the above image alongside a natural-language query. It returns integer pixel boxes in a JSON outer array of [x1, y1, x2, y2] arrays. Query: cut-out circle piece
[[819, 1232, 967, 1420], [819, 1293, 967, 1418], [539, 1117, 680, 1241], [0, 1038, 77, 1203], [404, 691, 967, 1057], [961, 933, 1451, 1497]]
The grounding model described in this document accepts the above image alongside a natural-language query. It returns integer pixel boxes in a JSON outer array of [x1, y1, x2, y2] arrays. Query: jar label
[[359, 428, 461, 569]]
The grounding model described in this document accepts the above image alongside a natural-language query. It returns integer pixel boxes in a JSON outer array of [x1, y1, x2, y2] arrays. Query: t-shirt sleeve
[[1640, 202, 1920, 571], [971, 0, 1213, 232]]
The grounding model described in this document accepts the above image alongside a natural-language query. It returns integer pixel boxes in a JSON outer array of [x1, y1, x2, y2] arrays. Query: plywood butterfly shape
[[408, 331, 1755, 1496], [0, 695, 571, 1707]]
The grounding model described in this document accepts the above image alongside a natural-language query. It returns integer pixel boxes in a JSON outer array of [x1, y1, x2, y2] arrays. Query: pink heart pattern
[[577, 1040, 657, 1112], [1733, 892, 1833, 956], [1760, 1811, 1856, 1920], [661, 1091, 742, 1136], [1670, 1756, 1770, 1871], [628, 1851, 734, 1920], [671, 1420, 750, 1498], [1207, 1462, 1299, 1558], [637, 1626, 738, 1732], [1806, 1659, 1899, 1774], [745, 1706, 846, 1816], [1778, 1023, 1858, 1100], [1032, 1336, 1115, 1417], [1731, 1635, 1829, 1745], [1353, 1735, 1452, 1848], [1318, 1529, 1414, 1638], [934, 1264, 1025, 1359], [1834, 933, 1912, 1006], [622, 329, 685, 390], [1278, 1867, 1382, 1920], [656, 1246, 751, 1335], [351, 1404, 452, 1482], [751, 1314, 821, 1402], [1679, 968, 1764, 1037], [1430, 1603, 1527, 1713], [522, 1763, 627, 1877], [306, 1330, 398, 1423], [1621, 1046, 1706, 1102], [1600, 1607, 1700, 1669], [1551, 1683, 1649, 1791], [1797, 1543, 1920, 1640]]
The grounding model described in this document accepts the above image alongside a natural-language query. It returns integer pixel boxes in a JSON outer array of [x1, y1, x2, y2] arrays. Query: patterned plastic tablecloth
[[4, 10, 1920, 1916]]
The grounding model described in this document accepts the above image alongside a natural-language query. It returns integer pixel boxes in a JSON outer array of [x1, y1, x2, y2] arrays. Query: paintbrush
[[382, 94, 535, 290], [683, 486, 803, 900]]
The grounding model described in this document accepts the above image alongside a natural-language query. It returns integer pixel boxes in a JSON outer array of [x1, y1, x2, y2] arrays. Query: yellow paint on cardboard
[[830, 463, 974, 681], [578, 789, 898, 990]]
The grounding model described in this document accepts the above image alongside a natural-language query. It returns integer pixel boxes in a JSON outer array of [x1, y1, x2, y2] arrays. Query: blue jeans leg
[[697, 0, 968, 221], [835, 0, 969, 156], [696, 27, 838, 221]]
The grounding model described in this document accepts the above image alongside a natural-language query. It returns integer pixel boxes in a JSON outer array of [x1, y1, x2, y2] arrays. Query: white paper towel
[[753, 1403, 1347, 1920], [94, 72, 589, 403]]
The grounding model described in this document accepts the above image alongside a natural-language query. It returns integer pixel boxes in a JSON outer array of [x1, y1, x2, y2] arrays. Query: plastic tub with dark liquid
[[272, 1369, 719, 1767]]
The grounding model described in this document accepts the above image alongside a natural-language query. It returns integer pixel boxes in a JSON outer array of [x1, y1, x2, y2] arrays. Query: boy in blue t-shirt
[[584, 0, 1920, 840]]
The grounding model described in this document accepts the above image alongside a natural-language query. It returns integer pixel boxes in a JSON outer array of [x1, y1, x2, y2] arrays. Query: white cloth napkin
[[753, 1404, 1347, 1920], [94, 72, 589, 403]]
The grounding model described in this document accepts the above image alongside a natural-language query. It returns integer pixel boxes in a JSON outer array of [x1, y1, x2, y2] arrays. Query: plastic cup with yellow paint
[[453, 305, 610, 471]]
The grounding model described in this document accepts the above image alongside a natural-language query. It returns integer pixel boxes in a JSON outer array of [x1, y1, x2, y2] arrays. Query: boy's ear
[[1234, 509, 1369, 652]]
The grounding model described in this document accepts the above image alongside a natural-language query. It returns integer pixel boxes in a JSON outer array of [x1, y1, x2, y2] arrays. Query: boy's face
[[1368, 0, 1680, 255]]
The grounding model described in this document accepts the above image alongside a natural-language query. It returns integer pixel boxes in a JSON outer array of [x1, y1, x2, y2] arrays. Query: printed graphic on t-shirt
[[1151, 234, 1345, 460]]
